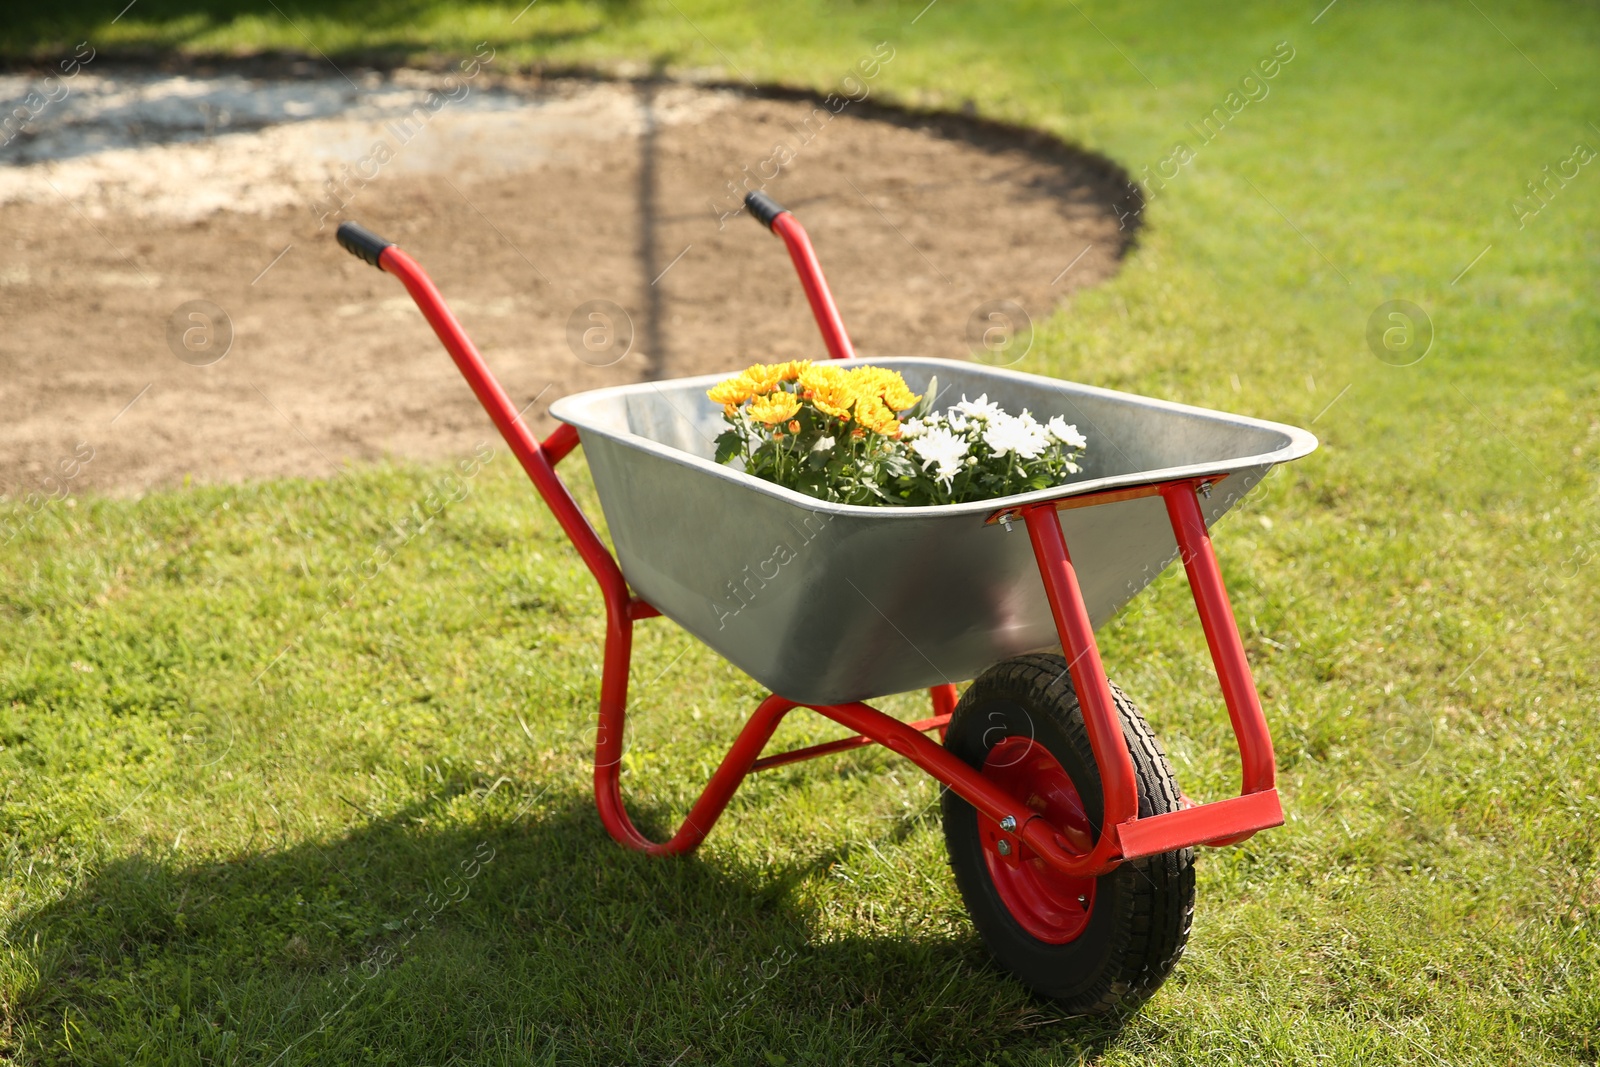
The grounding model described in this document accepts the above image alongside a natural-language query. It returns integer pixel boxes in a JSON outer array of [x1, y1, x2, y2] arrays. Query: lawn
[[3, 1, 1599, 1064]]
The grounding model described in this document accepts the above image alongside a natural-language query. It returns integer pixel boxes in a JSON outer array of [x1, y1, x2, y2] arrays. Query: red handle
[[744, 192, 856, 362], [335, 223, 630, 615]]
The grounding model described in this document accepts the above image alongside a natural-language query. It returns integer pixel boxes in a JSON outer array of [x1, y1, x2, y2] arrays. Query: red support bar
[[1160, 482, 1276, 795], [987, 474, 1231, 526], [769, 213, 857, 361], [542, 422, 580, 465], [805, 700, 1108, 877], [1117, 790, 1283, 860], [599, 692, 798, 855], [929, 682, 959, 740], [1021, 504, 1140, 872], [1160, 480, 1280, 845], [750, 713, 952, 772]]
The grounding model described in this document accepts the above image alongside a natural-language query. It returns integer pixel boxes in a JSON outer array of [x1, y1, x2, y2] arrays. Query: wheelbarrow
[[333, 190, 1316, 1016]]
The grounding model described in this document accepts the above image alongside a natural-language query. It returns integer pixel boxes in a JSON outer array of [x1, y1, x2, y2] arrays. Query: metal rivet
[[997, 840, 1012, 856], [999, 815, 1017, 832], [1077, 894, 1087, 906]]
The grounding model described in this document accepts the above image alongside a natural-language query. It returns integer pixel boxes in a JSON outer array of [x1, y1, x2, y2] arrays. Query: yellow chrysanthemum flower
[[798, 363, 856, 420], [702, 361, 917, 435], [747, 390, 802, 426], [852, 394, 901, 435], [707, 375, 755, 407], [849, 366, 921, 412], [797, 362, 848, 391], [740, 360, 806, 395]]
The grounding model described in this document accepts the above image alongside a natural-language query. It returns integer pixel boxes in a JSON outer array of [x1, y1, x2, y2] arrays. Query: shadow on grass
[[2, 0, 643, 63], [7, 784, 1130, 1065]]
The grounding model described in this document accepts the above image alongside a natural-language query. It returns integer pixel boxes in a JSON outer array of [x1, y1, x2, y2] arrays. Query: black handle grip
[[336, 221, 394, 268], [744, 191, 788, 231]]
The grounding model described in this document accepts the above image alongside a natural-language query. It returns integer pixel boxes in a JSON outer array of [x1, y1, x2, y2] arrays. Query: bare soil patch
[[0, 68, 1134, 495]]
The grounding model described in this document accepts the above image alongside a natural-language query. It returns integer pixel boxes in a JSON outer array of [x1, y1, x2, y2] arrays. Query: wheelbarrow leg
[[929, 684, 959, 739], [1001, 481, 1282, 864], [1019, 503, 1143, 850], [591, 601, 805, 855]]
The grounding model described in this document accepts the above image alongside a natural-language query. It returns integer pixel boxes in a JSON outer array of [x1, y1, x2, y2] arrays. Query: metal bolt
[[1197, 480, 1213, 498], [1000, 513, 1014, 532], [1077, 894, 1087, 906], [999, 815, 1017, 832], [997, 840, 1012, 856]]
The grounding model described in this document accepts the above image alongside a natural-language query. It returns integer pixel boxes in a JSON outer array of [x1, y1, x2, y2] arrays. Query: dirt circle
[[0, 66, 1135, 495]]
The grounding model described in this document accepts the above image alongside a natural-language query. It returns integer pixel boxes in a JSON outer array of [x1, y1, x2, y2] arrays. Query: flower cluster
[[708, 361, 917, 433], [708, 362, 1087, 506], [708, 361, 921, 504], [900, 395, 1086, 503]]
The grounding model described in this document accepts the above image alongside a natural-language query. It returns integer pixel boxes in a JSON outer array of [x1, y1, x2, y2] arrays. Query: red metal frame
[[768, 211, 856, 362], [368, 221, 1284, 879]]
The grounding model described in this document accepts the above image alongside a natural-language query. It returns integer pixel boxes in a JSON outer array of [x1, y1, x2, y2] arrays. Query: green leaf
[[882, 454, 916, 479], [714, 430, 742, 466]]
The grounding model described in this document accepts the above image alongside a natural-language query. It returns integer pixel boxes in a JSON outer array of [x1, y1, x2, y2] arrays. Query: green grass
[[4, 0, 1600, 1063]]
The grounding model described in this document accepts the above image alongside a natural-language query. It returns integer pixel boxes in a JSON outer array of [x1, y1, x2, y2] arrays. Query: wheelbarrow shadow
[[6, 785, 1132, 1064]]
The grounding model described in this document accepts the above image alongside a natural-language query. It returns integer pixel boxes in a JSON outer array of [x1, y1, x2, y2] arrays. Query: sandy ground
[[0, 66, 1134, 496]]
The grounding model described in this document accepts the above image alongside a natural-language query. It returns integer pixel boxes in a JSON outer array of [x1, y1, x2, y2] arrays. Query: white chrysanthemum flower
[[947, 411, 969, 433], [910, 425, 968, 484], [1046, 415, 1087, 450], [953, 393, 1003, 421], [983, 412, 1050, 459], [899, 418, 927, 440]]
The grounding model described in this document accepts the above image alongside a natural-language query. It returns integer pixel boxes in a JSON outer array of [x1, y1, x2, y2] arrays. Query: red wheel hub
[[979, 736, 1098, 943]]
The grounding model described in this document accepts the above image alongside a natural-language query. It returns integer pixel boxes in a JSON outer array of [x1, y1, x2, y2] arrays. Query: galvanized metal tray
[[550, 358, 1316, 705]]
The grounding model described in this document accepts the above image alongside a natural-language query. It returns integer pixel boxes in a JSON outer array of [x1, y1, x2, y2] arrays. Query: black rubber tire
[[941, 653, 1195, 1016]]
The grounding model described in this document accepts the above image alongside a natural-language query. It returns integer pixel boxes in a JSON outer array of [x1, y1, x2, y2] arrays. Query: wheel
[[941, 654, 1195, 1015]]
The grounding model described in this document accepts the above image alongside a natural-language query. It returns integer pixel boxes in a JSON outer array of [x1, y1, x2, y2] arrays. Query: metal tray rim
[[549, 358, 1319, 519]]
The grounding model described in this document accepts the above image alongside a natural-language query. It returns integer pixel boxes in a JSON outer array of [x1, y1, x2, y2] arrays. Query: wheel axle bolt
[[997, 840, 1012, 856], [999, 815, 1017, 832]]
